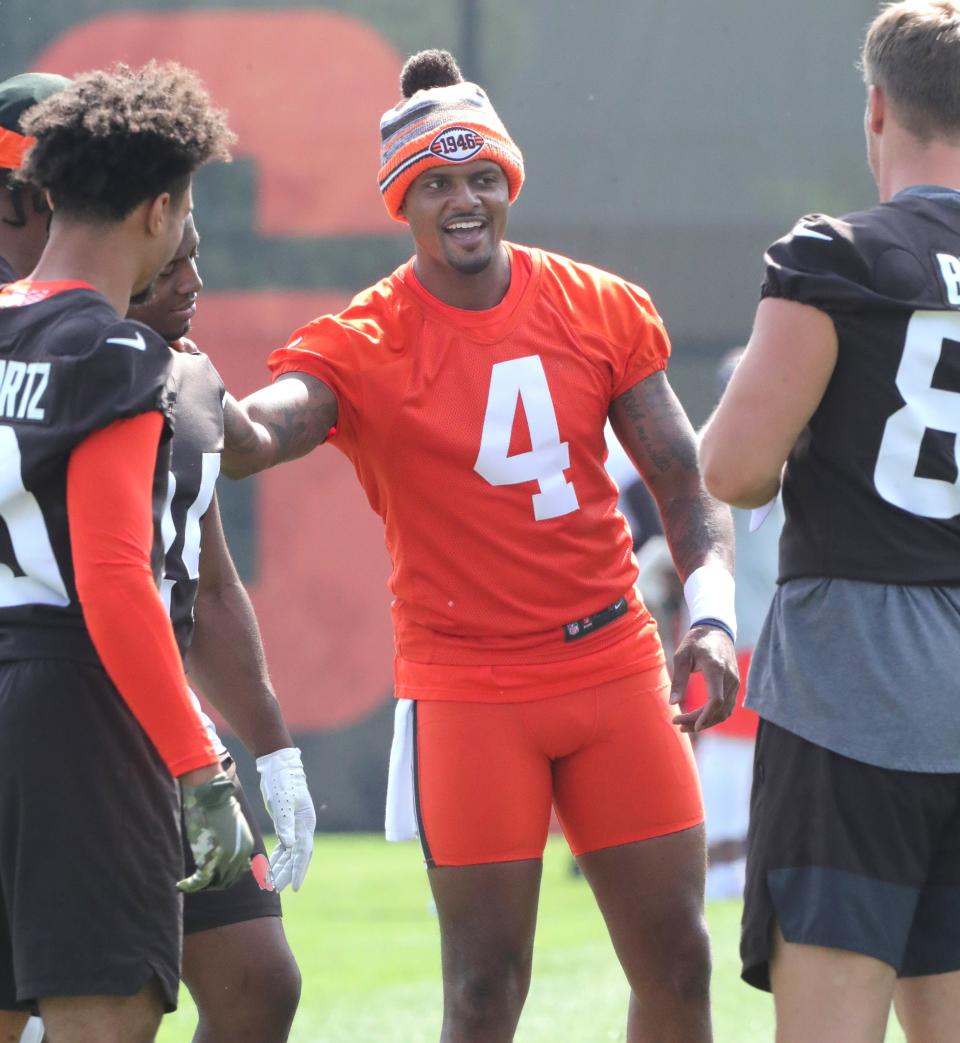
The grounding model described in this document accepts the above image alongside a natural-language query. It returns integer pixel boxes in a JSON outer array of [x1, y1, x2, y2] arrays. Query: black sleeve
[[69, 319, 176, 437], [199, 351, 227, 406], [761, 213, 871, 312]]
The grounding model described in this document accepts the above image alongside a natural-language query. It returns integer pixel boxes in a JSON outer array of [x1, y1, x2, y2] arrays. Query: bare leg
[[708, 838, 746, 864], [769, 924, 895, 1043], [894, 970, 960, 1042], [0, 1012, 28, 1042], [38, 981, 163, 1043], [428, 859, 542, 1043], [577, 825, 712, 1043], [181, 918, 301, 1043]]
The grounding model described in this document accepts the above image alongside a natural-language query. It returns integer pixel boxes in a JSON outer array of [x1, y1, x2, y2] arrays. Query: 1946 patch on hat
[[430, 127, 485, 162]]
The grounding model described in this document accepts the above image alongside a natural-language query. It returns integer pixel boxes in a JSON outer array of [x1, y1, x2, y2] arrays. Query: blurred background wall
[[0, 0, 878, 830]]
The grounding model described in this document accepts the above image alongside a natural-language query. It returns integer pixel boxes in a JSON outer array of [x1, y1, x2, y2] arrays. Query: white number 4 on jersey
[[474, 356, 580, 521]]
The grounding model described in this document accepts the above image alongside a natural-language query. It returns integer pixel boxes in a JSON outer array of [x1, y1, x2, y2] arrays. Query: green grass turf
[[157, 834, 907, 1043]]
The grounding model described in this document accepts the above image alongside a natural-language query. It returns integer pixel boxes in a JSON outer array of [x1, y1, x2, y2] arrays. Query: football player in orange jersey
[[224, 49, 738, 1043]]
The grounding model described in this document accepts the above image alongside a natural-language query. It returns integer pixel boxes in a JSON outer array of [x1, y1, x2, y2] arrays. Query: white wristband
[[683, 564, 737, 642]]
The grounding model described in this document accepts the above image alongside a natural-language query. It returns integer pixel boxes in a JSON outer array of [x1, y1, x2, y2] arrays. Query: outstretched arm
[[221, 373, 338, 479], [610, 371, 739, 732], [188, 494, 316, 890]]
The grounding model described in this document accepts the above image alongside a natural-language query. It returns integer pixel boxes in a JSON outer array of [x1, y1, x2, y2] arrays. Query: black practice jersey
[[0, 284, 175, 661], [0, 256, 16, 284], [766, 186, 960, 584], [159, 350, 224, 656]]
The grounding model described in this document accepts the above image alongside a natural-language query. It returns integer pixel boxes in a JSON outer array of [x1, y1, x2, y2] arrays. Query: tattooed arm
[[610, 370, 738, 731], [221, 373, 339, 479], [611, 371, 733, 578]]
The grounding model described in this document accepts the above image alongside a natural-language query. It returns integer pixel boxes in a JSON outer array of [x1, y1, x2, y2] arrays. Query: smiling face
[[400, 159, 510, 297], [128, 212, 202, 342]]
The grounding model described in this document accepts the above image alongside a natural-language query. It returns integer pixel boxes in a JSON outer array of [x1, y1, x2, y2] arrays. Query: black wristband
[[690, 616, 735, 643]]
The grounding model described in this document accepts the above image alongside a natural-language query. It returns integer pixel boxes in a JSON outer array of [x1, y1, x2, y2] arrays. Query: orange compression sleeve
[[67, 411, 217, 776]]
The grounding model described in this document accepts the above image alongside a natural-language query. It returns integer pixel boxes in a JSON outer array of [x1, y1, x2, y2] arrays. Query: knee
[[658, 918, 712, 1003], [626, 913, 712, 1010], [193, 945, 301, 1038], [251, 951, 302, 1029], [446, 957, 531, 1030]]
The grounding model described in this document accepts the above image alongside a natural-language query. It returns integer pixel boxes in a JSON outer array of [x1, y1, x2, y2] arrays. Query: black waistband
[[562, 596, 629, 642]]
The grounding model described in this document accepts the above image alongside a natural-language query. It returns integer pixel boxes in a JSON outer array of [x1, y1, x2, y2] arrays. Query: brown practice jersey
[[0, 280, 175, 661], [158, 350, 224, 658], [764, 187, 960, 585]]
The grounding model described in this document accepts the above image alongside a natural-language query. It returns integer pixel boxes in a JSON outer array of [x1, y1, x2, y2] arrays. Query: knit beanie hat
[[0, 73, 71, 170], [378, 50, 524, 222]]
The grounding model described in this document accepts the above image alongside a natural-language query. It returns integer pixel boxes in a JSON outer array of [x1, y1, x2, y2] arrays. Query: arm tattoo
[[247, 376, 338, 464], [611, 372, 734, 577], [223, 395, 263, 456], [221, 375, 338, 477], [615, 379, 692, 476]]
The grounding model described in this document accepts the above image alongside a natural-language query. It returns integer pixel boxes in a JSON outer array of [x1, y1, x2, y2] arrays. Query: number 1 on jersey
[[474, 356, 580, 520]]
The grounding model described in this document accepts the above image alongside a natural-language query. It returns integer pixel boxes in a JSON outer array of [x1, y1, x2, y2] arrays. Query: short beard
[[447, 250, 493, 276]]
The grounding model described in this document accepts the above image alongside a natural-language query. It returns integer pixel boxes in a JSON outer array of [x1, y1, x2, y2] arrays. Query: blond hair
[[862, 1, 960, 141]]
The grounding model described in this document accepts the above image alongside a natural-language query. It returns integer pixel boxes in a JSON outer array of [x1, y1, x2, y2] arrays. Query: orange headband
[[0, 126, 34, 171]]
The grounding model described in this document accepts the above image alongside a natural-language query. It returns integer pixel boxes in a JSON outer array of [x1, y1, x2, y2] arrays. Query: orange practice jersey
[[269, 244, 670, 700]]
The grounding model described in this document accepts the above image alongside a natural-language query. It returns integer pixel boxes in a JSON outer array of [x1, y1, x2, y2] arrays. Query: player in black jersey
[[701, 2, 960, 1040], [0, 73, 69, 285], [0, 65, 249, 1043], [127, 215, 308, 1042]]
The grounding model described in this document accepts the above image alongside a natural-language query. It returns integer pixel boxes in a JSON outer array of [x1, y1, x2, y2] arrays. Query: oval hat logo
[[429, 126, 485, 162]]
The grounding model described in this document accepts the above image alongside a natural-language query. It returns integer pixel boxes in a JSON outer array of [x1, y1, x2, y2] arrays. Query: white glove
[[256, 746, 316, 892]]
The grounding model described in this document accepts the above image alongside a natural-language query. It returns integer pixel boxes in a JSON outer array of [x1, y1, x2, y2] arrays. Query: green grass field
[[157, 835, 907, 1043]]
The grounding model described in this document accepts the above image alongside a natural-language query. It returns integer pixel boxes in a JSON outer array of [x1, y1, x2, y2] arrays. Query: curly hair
[[19, 61, 235, 221], [400, 49, 464, 99]]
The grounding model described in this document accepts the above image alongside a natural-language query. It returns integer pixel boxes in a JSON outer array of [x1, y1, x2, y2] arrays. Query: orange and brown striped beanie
[[378, 80, 524, 222]]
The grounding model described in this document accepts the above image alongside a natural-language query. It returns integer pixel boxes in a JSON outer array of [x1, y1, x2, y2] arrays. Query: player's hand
[[669, 624, 740, 733], [256, 746, 316, 892], [178, 772, 254, 893]]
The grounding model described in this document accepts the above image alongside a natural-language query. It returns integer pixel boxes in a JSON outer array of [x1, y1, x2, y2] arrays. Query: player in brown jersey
[[127, 215, 309, 1043], [702, 3, 960, 1040], [0, 75, 310, 1043], [0, 64, 248, 1043]]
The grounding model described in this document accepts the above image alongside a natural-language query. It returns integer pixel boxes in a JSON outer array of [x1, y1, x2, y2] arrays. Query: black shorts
[[182, 755, 281, 936], [0, 660, 182, 1012], [742, 719, 960, 991]]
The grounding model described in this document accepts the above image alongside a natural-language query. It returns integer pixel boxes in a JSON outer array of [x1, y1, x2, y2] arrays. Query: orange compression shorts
[[412, 667, 703, 867]]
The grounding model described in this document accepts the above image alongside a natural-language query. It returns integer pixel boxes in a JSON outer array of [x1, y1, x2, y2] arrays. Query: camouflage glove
[[178, 773, 254, 893]]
